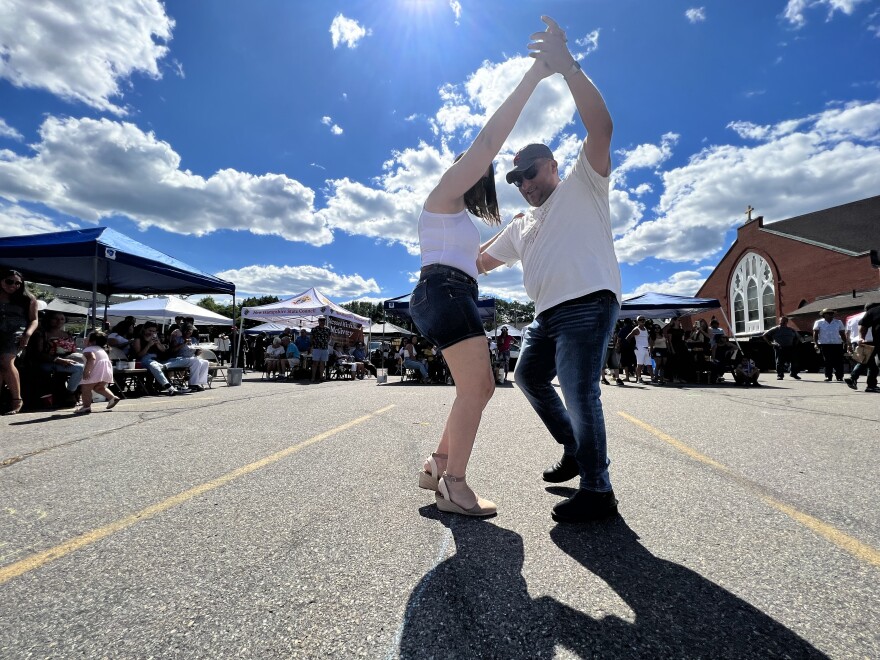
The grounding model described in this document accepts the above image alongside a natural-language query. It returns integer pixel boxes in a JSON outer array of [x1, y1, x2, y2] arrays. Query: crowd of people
[[0, 269, 226, 414], [604, 316, 759, 386]]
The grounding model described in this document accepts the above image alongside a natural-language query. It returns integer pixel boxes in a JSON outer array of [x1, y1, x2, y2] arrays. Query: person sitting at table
[[131, 322, 177, 395], [284, 335, 301, 376], [351, 342, 376, 378], [165, 324, 210, 391], [294, 329, 311, 353], [107, 318, 136, 356], [264, 337, 286, 379], [690, 319, 712, 349], [29, 311, 85, 405], [709, 335, 737, 384], [401, 337, 429, 383]]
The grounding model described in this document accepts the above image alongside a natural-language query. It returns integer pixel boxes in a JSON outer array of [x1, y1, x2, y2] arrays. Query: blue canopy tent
[[619, 292, 721, 319], [383, 294, 496, 327], [619, 291, 742, 349], [0, 227, 238, 359]]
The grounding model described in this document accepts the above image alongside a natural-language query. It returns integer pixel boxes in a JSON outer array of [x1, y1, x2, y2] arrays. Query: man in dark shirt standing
[[309, 317, 332, 383], [762, 316, 802, 380]]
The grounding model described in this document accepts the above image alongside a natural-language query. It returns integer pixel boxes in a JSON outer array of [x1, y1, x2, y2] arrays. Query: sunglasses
[[3, 278, 22, 287], [511, 161, 544, 188]]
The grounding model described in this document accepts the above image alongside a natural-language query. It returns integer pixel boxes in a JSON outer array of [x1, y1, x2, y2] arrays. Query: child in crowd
[[76, 331, 121, 414]]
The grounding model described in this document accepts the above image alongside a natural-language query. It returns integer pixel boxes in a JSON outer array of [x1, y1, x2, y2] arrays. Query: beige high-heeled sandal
[[418, 452, 447, 491], [436, 474, 497, 517]]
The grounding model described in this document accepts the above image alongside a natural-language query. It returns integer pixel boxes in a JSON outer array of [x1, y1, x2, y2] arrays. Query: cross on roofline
[[745, 205, 755, 221]]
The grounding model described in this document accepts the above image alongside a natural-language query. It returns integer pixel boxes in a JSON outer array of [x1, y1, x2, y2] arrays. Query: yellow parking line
[[0, 405, 395, 585], [617, 411, 880, 568]]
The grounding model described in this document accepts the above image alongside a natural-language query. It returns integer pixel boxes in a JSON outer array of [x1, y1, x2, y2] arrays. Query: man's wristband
[[563, 61, 581, 80]]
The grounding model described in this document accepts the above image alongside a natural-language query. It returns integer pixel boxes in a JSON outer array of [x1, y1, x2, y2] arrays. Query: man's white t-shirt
[[485, 145, 622, 316], [813, 318, 845, 344], [846, 312, 873, 343]]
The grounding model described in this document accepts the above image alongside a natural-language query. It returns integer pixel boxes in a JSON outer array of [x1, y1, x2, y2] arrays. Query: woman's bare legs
[[1, 354, 22, 409], [427, 335, 495, 509]]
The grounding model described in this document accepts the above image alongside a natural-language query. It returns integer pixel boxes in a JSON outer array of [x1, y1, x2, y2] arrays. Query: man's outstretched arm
[[531, 16, 613, 176]]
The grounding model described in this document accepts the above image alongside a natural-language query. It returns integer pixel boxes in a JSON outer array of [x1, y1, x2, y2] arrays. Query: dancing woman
[[411, 32, 552, 516]]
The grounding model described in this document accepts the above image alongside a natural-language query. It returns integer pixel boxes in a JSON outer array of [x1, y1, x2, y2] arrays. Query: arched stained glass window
[[730, 253, 776, 334], [762, 286, 776, 331], [747, 280, 759, 321], [734, 294, 745, 333]]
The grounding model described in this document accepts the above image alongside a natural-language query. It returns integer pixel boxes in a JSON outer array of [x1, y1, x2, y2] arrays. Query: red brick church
[[692, 195, 880, 335]]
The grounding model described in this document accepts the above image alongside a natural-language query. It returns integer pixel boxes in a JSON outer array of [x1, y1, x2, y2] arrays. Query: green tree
[[341, 301, 385, 323]]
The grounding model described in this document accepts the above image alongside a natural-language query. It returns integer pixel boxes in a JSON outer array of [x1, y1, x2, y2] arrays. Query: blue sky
[[1, 0, 879, 308]]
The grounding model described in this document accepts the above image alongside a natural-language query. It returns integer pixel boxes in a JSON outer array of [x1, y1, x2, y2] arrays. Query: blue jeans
[[142, 355, 170, 387], [39, 361, 84, 392], [515, 292, 619, 492], [403, 358, 428, 380]]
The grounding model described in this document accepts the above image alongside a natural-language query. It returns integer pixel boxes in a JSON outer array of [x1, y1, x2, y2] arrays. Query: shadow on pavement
[[397, 507, 826, 659]]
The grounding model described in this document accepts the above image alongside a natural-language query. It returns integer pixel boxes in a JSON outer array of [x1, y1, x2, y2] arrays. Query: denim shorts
[[410, 264, 486, 350]]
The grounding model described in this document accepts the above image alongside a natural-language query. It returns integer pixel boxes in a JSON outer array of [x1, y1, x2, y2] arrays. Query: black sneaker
[[865, 386, 880, 393], [542, 454, 580, 483], [844, 378, 857, 390], [552, 489, 619, 523], [777, 375, 784, 380], [824, 377, 832, 382], [791, 374, 801, 380]]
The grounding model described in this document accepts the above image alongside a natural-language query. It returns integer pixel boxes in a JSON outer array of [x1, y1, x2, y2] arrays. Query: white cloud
[[0, 0, 173, 114], [782, 0, 869, 28], [0, 117, 24, 141], [616, 133, 680, 176], [613, 101, 880, 265], [0, 201, 78, 237], [214, 264, 380, 299], [0, 118, 23, 141], [322, 116, 344, 135], [685, 7, 707, 23], [329, 14, 370, 49], [0, 116, 332, 245], [625, 269, 710, 298], [449, 1, 462, 24], [574, 30, 600, 57]]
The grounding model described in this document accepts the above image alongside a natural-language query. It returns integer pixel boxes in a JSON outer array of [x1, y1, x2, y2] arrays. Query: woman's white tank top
[[418, 208, 480, 279]]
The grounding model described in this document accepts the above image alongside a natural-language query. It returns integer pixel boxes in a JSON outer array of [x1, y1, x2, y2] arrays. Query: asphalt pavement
[[1, 370, 878, 659]]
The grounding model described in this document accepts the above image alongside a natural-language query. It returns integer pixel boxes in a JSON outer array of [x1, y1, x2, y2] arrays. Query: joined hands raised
[[527, 16, 578, 78]]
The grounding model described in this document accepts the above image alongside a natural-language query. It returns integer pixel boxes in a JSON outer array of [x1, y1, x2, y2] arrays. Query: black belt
[[419, 264, 477, 287], [544, 289, 615, 315]]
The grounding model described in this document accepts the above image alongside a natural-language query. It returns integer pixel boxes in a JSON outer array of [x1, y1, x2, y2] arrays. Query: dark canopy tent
[[0, 227, 235, 295], [0, 226, 238, 361], [383, 294, 496, 325], [619, 291, 745, 349]]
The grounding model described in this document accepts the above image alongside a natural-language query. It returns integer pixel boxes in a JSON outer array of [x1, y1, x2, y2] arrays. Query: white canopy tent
[[238, 288, 371, 358], [487, 325, 524, 337], [104, 295, 233, 325], [241, 287, 370, 326], [366, 321, 413, 336]]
